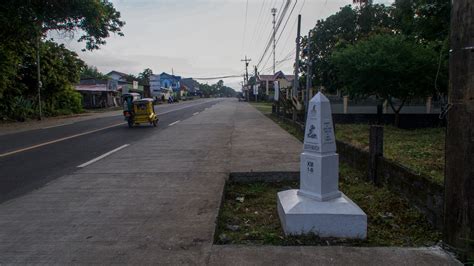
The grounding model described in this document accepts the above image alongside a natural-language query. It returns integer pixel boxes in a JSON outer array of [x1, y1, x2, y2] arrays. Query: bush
[[54, 85, 83, 113]]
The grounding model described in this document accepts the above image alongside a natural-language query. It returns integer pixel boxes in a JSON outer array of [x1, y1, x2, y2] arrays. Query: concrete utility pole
[[254, 65, 259, 102], [272, 7, 277, 75], [305, 30, 313, 120], [292, 14, 301, 121], [444, 0, 474, 261], [241, 56, 251, 101]]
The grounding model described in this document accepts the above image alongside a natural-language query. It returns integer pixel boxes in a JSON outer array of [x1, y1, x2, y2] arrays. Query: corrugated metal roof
[[75, 84, 108, 92]]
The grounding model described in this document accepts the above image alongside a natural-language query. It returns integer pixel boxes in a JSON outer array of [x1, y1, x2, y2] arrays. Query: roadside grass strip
[[335, 124, 445, 184], [215, 164, 441, 246]]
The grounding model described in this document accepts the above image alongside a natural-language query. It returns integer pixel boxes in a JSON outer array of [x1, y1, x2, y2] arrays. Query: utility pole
[[36, 36, 42, 120], [254, 65, 258, 102], [241, 56, 251, 101], [292, 14, 301, 122], [272, 7, 277, 75], [305, 30, 312, 122], [444, 0, 474, 261]]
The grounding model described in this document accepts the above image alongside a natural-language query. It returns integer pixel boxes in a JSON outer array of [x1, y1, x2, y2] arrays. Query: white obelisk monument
[[277, 92, 367, 238]]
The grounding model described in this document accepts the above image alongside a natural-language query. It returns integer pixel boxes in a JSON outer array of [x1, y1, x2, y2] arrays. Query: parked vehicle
[[126, 98, 158, 128]]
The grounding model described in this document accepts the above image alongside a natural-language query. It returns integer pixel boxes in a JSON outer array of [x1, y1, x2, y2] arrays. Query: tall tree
[[301, 4, 393, 93], [331, 34, 438, 126], [0, 0, 125, 119], [138, 68, 153, 86], [81, 65, 107, 80], [0, 0, 125, 50]]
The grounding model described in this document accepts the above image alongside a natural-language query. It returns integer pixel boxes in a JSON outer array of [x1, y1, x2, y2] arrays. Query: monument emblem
[[307, 125, 317, 139], [277, 92, 367, 239]]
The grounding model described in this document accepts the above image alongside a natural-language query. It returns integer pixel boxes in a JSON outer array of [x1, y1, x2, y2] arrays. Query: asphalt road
[[0, 98, 223, 203]]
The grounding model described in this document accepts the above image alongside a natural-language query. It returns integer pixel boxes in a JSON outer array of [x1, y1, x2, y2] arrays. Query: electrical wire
[[256, 0, 292, 69], [241, 0, 249, 51]]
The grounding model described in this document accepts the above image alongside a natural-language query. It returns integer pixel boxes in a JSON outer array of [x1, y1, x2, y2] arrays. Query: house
[[256, 71, 294, 99], [106, 70, 129, 82], [180, 78, 200, 96], [75, 78, 120, 108], [107, 70, 144, 95], [150, 72, 182, 99]]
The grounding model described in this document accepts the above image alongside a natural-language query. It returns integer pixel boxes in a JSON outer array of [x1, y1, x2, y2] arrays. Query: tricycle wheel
[[153, 120, 157, 127]]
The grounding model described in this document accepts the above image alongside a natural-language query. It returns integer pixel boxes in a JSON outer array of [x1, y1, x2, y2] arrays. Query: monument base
[[277, 189, 367, 239]]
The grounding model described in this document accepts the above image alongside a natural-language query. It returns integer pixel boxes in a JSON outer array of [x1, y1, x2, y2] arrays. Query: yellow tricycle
[[127, 98, 158, 128]]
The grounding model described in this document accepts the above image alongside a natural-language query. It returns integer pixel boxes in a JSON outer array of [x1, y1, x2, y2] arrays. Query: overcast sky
[[56, 0, 393, 90]]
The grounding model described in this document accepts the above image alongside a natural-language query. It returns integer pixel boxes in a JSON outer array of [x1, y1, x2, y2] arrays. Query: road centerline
[[77, 144, 130, 168], [168, 120, 181, 126], [0, 99, 220, 158], [0, 123, 125, 158]]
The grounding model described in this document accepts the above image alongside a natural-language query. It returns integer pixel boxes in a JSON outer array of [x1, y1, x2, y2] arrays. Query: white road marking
[[0, 123, 124, 158], [0, 99, 220, 158], [193, 112, 199, 116], [159, 100, 219, 115], [168, 120, 181, 126], [77, 144, 129, 168], [42, 123, 73, 129]]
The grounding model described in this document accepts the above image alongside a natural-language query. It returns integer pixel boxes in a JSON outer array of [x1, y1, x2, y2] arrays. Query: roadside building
[[107, 70, 144, 95], [150, 72, 182, 100], [74, 78, 119, 108], [246, 71, 294, 101], [180, 78, 201, 96]]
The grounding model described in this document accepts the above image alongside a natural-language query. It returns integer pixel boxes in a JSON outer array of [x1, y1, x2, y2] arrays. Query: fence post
[[426, 96, 432, 114], [343, 96, 349, 114], [369, 125, 384, 185]]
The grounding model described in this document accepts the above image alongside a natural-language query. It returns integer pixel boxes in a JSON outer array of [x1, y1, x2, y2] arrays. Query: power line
[[193, 75, 243, 81], [256, 0, 292, 69], [249, 0, 267, 49], [276, 0, 298, 45], [254, 0, 275, 48], [278, 0, 304, 58], [241, 0, 249, 51]]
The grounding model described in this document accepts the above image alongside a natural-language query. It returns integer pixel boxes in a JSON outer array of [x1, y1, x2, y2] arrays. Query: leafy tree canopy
[[331, 34, 437, 113], [138, 68, 153, 86], [80, 65, 108, 80], [0, 0, 125, 50]]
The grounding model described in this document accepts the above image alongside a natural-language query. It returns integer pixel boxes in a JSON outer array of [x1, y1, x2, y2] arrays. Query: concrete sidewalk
[[0, 99, 459, 264]]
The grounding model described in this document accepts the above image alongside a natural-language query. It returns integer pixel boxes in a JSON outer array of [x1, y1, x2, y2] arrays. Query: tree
[[331, 34, 438, 126], [301, 4, 393, 93], [138, 68, 153, 86], [392, 0, 450, 44], [1, 41, 85, 120], [80, 65, 107, 80], [0, 0, 125, 51], [0, 0, 125, 120]]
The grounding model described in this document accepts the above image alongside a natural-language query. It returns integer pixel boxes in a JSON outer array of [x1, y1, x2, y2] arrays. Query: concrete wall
[[333, 114, 446, 129], [336, 140, 444, 230]]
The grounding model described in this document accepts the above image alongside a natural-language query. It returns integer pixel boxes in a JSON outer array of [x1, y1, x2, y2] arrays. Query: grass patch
[[335, 124, 445, 184], [215, 164, 441, 246], [250, 103, 445, 184], [250, 102, 273, 115]]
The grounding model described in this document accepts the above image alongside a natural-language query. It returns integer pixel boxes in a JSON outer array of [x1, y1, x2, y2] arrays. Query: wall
[[333, 114, 446, 129], [336, 140, 444, 230]]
